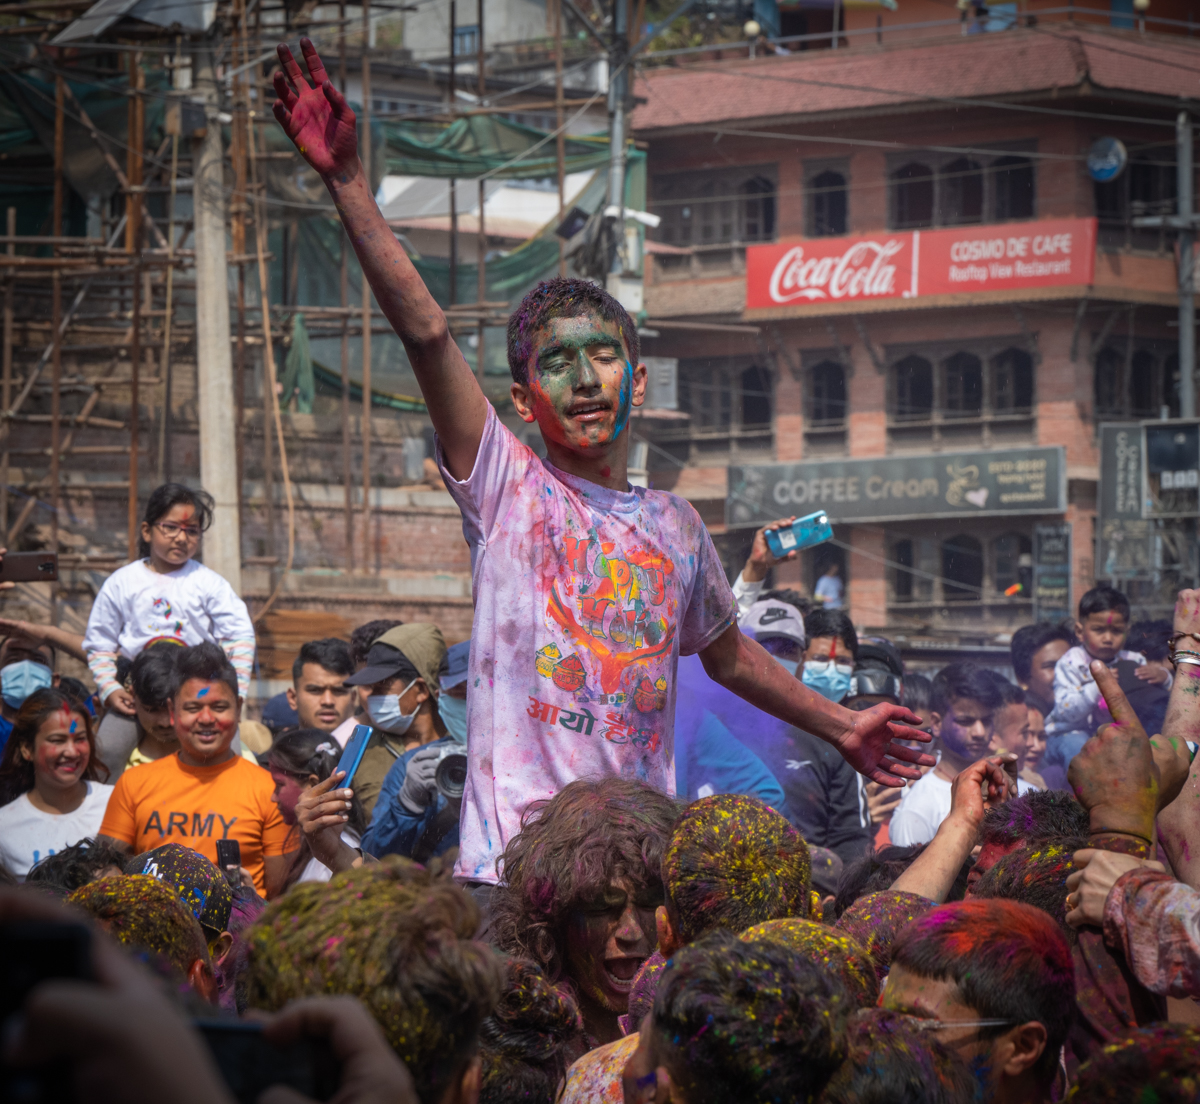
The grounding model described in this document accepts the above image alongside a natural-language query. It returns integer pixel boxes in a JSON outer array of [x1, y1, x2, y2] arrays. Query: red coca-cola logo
[[767, 239, 905, 303]]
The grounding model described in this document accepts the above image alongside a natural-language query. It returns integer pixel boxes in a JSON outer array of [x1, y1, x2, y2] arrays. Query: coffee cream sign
[[745, 219, 1097, 312], [727, 447, 1066, 527]]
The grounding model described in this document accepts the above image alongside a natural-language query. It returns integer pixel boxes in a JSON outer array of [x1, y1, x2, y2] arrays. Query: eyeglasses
[[804, 659, 855, 677], [155, 521, 202, 539]]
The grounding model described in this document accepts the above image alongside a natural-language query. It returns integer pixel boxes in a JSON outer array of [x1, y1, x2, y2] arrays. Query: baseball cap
[[124, 842, 233, 936], [740, 598, 807, 648], [440, 640, 470, 691], [345, 623, 447, 692]]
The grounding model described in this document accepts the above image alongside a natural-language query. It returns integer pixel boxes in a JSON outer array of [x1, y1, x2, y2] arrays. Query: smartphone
[[215, 839, 241, 888], [0, 551, 58, 583], [0, 921, 93, 1104], [195, 1020, 339, 1104], [334, 724, 372, 789], [764, 511, 834, 558]]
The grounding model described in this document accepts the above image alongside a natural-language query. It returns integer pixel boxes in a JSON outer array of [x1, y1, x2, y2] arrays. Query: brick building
[[631, 23, 1197, 655]]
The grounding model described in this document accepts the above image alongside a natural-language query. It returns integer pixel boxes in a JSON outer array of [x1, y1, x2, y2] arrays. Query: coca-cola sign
[[746, 218, 1096, 313]]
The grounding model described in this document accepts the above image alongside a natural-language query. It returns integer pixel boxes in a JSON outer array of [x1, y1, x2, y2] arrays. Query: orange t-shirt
[[100, 753, 292, 894]]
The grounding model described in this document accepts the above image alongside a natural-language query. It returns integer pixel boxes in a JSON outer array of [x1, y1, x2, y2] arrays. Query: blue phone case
[[764, 511, 834, 557], [334, 724, 373, 788]]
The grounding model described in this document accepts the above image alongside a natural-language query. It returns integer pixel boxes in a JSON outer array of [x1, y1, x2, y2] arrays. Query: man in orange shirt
[[100, 642, 294, 897]]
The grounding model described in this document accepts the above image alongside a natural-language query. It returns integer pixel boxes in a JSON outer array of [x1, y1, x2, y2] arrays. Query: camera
[[434, 746, 468, 800]]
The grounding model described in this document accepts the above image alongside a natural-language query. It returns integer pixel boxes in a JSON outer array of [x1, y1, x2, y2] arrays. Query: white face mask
[[366, 678, 421, 735]]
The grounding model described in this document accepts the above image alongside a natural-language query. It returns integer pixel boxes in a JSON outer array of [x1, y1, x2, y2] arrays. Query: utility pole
[[192, 47, 242, 591], [361, 0, 374, 567], [606, 0, 628, 280]]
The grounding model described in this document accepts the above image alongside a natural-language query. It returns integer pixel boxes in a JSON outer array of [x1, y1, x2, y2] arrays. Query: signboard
[[1144, 422, 1200, 518], [1097, 423, 1154, 578], [745, 218, 1097, 312], [726, 446, 1066, 527], [1033, 523, 1072, 623]]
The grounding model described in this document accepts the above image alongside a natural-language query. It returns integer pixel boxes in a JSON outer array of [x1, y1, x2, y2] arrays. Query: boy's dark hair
[[506, 278, 640, 386], [972, 836, 1088, 935], [834, 845, 969, 918], [930, 662, 1003, 717], [1068, 1024, 1200, 1103], [663, 794, 811, 944], [987, 671, 1027, 708], [1078, 583, 1130, 621], [349, 619, 403, 668], [129, 643, 180, 710], [138, 482, 214, 558], [651, 929, 849, 1104], [891, 899, 1076, 1085], [291, 637, 354, 684], [1009, 622, 1075, 683], [980, 789, 1089, 848], [246, 858, 502, 1104], [56, 677, 92, 713], [1126, 619, 1172, 662], [26, 836, 129, 893], [171, 641, 239, 701], [819, 1009, 979, 1104], [478, 957, 584, 1104], [804, 608, 858, 660], [901, 671, 932, 713], [490, 777, 679, 983], [761, 588, 811, 617]]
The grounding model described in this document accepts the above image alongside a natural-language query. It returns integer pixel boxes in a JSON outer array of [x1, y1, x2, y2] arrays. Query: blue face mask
[[1, 660, 52, 710], [438, 693, 468, 744], [366, 679, 420, 736], [801, 659, 853, 703]]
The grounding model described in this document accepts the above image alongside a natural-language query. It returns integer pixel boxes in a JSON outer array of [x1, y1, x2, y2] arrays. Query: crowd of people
[[1, 36, 1199, 1103]]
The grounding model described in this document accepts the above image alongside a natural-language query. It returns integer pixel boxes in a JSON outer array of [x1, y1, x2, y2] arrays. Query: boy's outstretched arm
[[699, 624, 934, 786], [272, 39, 488, 479]]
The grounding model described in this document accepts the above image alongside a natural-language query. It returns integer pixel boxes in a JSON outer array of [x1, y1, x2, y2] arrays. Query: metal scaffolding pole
[[360, 0, 374, 567]]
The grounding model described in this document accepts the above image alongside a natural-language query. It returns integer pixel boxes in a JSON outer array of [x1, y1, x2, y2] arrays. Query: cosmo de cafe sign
[[745, 217, 1097, 311]]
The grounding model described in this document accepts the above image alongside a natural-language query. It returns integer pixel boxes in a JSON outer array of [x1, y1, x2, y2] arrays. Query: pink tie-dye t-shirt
[[439, 407, 736, 884]]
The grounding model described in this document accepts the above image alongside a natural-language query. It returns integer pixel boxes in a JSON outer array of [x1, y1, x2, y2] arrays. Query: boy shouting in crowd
[[272, 39, 931, 890]]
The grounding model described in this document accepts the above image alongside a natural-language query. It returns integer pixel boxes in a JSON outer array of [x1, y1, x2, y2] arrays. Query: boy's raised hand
[[838, 703, 935, 787], [273, 39, 359, 181]]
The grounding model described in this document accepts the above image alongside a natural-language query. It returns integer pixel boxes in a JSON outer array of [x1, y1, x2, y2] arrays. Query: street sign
[[1143, 422, 1200, 517], [1087, 138, 1128, 183], [1033, 523, 1072, 622]]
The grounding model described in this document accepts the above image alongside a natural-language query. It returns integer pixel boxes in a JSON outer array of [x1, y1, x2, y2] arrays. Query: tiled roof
[[631, 26, 1200, 132]]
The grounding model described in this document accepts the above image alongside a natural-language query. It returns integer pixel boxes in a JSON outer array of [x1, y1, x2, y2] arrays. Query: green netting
[[380, 113, 618, 180]]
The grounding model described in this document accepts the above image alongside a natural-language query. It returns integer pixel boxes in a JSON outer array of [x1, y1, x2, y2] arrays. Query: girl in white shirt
[[82, 483, 255, 716], [266, 727, 366, 888], [0, 687, 114, 878]]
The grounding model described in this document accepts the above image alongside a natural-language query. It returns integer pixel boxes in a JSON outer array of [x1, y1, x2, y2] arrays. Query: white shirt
[[814, 574, 844, 608], [331, 716, 361, 749], [297, 828, 360, 884], [0, 782, 114, 878], [890, 770, 1037, 847], [83, 558, 254, 660]]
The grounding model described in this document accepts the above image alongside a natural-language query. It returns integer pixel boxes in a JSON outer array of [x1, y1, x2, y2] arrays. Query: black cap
[[856, 637, 904, 678], [344, 642, 418, 687]]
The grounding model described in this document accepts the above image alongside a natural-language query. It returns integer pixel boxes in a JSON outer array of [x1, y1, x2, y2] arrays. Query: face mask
[[1, 660, 52, 710], [366, 679, 421, 736], [802, 659, 853, 703], [438, 694, 468, 744], [772, 656, 799, 679]]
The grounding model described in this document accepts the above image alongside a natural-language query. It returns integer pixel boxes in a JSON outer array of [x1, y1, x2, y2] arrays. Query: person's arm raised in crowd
[[699, 623, 933, 787], [891, 756, 1013, 903], [0, 616, 86, 663], [272, 39, 487, 480], [1068, 660, 1191, 857], [295, 771, 367, 876], [1151, 587, 1200, 886]]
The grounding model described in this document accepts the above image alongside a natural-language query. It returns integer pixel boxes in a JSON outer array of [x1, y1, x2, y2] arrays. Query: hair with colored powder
[[833, 890, 934, 985], [740, 917, 878, 1008], [890, 898, 1075, 1085], [971, 836, 1088, 935], [0, 688, 106, 806], [980, 790, 1089, 848], [650, 929, 849, 1104], [834, 846, 968, 918], [122, 841, 233, 943], [663, 794, 811, 945], [26, 836, 129, 893], [490, 777, 680, 983], [244, 857, 501, 1104], [620, 949, 668, 1035], [216, 884, 268, 1015], [478, 957, 584, 1104], [505, 278, 639, 386], [1066, 1024, 1200, 1103], [818, 1009, 980, 1104], [172, 641, 239, 701], [69, 874, 211, 979]]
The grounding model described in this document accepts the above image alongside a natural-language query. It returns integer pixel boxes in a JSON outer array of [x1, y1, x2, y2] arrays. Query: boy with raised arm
[[272, 39, 932, 889]]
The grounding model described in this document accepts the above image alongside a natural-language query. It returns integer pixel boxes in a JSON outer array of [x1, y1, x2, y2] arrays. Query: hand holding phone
[[763, 511, 834, 559], [0, 550, 58, 583], [334, 724, 372, 789]]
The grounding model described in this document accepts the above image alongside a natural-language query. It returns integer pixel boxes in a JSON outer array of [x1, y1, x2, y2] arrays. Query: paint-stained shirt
[[559, 1032, 640, 1104], [439, 407, 736, 885], [1103, 867, 1200, 1000], [99, 752, 291, 895]]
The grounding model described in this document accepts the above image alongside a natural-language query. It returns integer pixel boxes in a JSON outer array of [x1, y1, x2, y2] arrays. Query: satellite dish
[[1088, 138, 1128, 183]]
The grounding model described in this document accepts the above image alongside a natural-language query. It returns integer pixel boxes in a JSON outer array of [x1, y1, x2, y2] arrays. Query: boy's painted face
[[512, 314, 646, 455], [142, 503, 201, 569], [989, 702, 1032, 771], [1075, 610, 1128, 663], [934, 696, 994, 763], [563, 876, 657, 1015]]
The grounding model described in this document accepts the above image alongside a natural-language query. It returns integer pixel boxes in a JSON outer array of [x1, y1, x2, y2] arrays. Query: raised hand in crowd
[[1064, 849, 1166, 928], [740, 516, 800, 584], [295, 771, 365, 876], [0, 615, 87, 663]]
